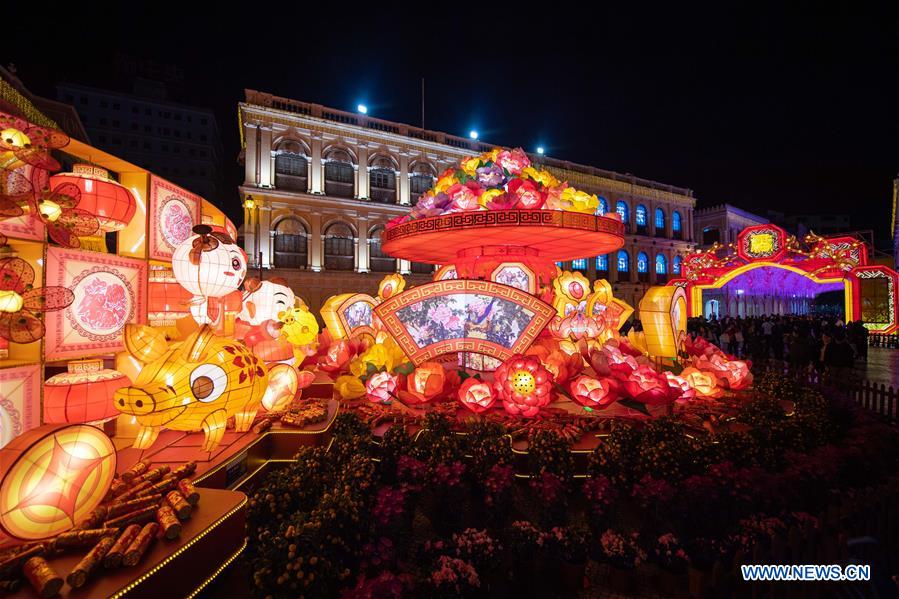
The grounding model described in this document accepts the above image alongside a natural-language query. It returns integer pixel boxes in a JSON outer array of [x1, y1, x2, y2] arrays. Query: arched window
[[410, 162, 435, 203], [369, 155, 397, 203], [323, 221, 354, 270], [274, 140, 308, 192], [596, 197, 608, 215], [369, 225, 395, 272], [635, 204, 647, 234], [596, 254, 608, 272], [672, 211, 682, 239], [273, 217, 308, 269], [637, 251, 649, 281], [616, 201, 630, 233], [702, 227, 720, 246], [655, 254, 667, 274], [324, 149, 354, 198], [572, 258, 587, 271], [616, 250, 629, 282], [654, 208, 666, 236], [673, 255, 683, 275]]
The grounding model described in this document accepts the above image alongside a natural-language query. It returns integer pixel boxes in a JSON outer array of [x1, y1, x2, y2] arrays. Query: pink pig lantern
[[171, 225, 247, 324]]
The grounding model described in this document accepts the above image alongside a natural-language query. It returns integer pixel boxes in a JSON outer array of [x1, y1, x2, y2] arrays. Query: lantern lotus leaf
[[493, 354, 554, 418], [0, 113, 69, 171], [458, 378, 496, 413], [0, 257, 73, 343]]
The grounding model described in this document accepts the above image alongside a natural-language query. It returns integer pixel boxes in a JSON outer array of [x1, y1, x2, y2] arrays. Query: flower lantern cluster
[[387, 148, 603, 228]]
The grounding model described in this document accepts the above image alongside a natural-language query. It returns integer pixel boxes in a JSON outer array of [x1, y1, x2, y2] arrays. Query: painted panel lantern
[[148, 176, 200, 261], [44, 248, 147, 360], [0, 365, 41, 449]]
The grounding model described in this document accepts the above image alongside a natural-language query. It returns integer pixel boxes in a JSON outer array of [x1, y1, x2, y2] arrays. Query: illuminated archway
[[668, 224, 899, 332]]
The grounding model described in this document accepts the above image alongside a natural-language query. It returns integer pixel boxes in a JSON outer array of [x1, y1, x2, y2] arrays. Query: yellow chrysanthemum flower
[[335, 375, 366, 399], [461, 156, 481, 176], [521, 167, 559, 189], [478, 188, 505, 207], [560, 187, 599, 214]]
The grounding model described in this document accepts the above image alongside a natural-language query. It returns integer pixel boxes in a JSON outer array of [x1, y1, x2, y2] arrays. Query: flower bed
[[244, 372, 899, 597]]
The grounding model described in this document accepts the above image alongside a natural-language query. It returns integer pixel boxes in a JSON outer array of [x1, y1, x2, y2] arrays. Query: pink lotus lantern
[[458, 378, 496, 413], [569, 375, 618, 409], [493, 354, 553, 418]]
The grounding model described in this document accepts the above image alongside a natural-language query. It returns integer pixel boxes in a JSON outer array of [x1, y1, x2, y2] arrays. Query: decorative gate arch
[[667, 224, 899, 333]]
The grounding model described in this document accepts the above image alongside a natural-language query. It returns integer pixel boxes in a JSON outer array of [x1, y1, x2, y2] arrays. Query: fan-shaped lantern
[[50, 165, 137, 232], [44, 359, 130, 424], [172, 225, 247, 299]]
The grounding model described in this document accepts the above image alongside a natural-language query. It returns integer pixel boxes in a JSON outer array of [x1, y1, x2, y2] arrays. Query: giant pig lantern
[[114, 324, 297, 452], [172, 224, 247, 325]]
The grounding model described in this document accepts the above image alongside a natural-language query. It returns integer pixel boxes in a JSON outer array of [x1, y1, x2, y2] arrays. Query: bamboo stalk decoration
[[115, 480, 155, 502], [0, 543, 45, 577], [177, 479, 199, 505], [121, 461, 150, 485], [127, 466, 171, 488], [52, 528, 119, 551], [23, 557, 63, 598], [0, 578, 22, 593], [104, 506, 157, 529], [104, 525, 141, 569], [76, 505, 108, 530], [66, 535, 116, 588], [106, 495, 162, 520], [171, 462, 197, 479], [136, 475, 178, 498], [122, 523, 159, 567], [106, 479, 129, 501], [156, 506, 182, 540], [165, 491, 192, 520]]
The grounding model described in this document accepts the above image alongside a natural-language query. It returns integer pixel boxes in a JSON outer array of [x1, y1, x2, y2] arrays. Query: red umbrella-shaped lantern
[[44, 359, 130, 423], [50, 165, 137, 231]]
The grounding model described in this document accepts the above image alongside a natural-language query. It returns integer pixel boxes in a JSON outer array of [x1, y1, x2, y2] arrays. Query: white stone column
[[310, 134, 323, 194], [258, 203, 272, 268], [242, 200, 257, 267], [309, 212, 322, 271], [356, 144, 369, 200], [399, 259, 411, 275], [244, 123, 258, 186], [357, 217, 369, 273], [648, 201, 657, 237], [259, 126, 274, 188], [398, 152, 410, 205]]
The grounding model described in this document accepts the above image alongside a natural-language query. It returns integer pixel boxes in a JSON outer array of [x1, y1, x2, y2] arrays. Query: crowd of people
[[685, 314, 869, 377]]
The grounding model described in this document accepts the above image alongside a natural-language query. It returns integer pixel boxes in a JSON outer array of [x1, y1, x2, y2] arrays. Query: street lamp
[[357, 104, 368, 114]]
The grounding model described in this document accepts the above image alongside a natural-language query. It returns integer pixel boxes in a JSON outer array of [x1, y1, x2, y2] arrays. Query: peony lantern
[[44, 359, 130, 424], [0, 424, 116, 540], [493, 354, 554, 418], [172, 225, 247, 324], [49, 164, 136, 231], [405, 362, 446, 403], [458, 378, 496, 413]]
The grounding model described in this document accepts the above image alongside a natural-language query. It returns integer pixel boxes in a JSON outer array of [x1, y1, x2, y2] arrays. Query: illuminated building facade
[[238, 90, 697, 311], [694, 204, 768, 247]]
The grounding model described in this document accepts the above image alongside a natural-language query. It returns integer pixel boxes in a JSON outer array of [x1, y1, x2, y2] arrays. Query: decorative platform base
[[5, 489, 246, 599]]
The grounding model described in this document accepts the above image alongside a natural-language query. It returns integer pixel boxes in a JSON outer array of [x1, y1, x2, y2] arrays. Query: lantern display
[[260, 364, 300, 412], [238, 278, 296, 326], [148, 267, 194, 327], [457, 378, 496, 413], [0, 256, 74, 344], [638, 286, 687, 358], [49, 165, 137, 231], [405, 362, 446, 403], [377, 274, 406, 301], [569, 375, 619, 409], [493, 354, 554, 417], [44, 359, 130, 424], [114, 324, 270, 452], [0, 424, 116, 540], [172, 225, 247, 324], [680, 367, 724, 399]]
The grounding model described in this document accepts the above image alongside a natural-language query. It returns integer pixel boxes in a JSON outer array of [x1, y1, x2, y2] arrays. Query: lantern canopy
[[0, 424, 117, 540], [44, 359, 130, 424], [50, 164, 137, 232]]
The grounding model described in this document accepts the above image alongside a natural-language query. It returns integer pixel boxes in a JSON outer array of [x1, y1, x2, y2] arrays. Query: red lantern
[[493, 354, 553, 418], [405, 361, 446, 403], [49, 165, 136, 232], [458, 378, 495, 413], [44, 359, 130, 423]]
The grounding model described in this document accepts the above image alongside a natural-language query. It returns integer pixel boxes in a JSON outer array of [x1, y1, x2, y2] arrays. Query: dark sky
[[6, 2, 899, 248]]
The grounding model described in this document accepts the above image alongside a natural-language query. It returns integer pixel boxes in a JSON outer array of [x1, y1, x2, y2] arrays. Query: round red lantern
[[50, 164, 136, 231], [44, 359, 130, 424]]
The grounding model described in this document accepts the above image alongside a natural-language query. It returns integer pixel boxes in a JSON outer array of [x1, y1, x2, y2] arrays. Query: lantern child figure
[[172, 225, 247, 326], [114, 323, 297, 452]]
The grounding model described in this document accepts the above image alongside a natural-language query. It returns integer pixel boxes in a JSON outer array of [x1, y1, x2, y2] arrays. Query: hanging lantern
[[148, 267, 193, 327], [50, 165, 137, 232], [0, 424, 116, 540], [44, 359, 130, 424]]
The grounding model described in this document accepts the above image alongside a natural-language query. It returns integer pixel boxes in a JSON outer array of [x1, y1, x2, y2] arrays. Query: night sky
[[6, 3, 899, 248]]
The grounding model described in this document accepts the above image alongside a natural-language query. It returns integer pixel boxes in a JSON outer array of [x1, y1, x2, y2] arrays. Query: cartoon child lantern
[[172, 224, 247, 325]]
